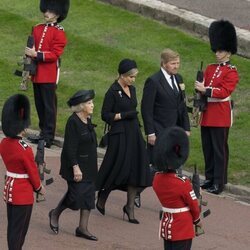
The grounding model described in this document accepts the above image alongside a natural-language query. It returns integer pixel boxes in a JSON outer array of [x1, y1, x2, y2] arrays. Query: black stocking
[[79, 209, 92, 236], [126, 185, 138, 219], [50, 194, 67, 227]]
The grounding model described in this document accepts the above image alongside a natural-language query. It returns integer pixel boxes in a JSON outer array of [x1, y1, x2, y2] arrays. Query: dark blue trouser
[[7, 204, 33, 250], [201, 126, 229, 185], [33, 83, 57, 143]]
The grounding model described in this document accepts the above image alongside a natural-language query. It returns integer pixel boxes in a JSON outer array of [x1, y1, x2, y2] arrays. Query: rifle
[[188, 62, 207, 127], [35, 139, 54, 202], [14, 35, 37, 91], [191, 164, 211, 236]]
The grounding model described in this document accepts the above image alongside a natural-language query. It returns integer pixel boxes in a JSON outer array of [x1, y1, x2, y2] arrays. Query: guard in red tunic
[[195, 20, 239, 194], [25, 0, 70, 148], [152, 127, 201, 250], [0, 94, 45, 250]]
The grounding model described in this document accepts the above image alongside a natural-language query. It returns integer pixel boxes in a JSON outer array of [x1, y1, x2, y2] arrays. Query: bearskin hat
[[153, 127, 189, 172], [209, 19, 237, 54], [1, 94, 30, 138], [40, 0, 70, 23]]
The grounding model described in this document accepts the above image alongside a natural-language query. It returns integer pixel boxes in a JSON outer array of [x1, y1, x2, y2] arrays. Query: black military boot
[[200, 180, 213, 189], [206, 184, 224, 194]]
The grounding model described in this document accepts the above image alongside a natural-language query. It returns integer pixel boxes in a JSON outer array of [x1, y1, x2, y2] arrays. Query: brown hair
[[160, 48, 180, 65]]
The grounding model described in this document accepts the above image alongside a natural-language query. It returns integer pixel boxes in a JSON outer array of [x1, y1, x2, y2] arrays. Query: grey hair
[[70, 103, 86, 113]]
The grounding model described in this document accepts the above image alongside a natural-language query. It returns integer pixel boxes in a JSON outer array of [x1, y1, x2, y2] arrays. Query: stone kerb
[[100, 0, 250, 58]]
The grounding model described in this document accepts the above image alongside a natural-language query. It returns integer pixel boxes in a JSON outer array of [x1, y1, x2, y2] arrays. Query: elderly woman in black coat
[[96, 59, 151, 224], [49, 89, 98, 241]]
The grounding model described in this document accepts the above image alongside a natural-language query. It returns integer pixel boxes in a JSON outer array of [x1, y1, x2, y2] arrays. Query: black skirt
[[96, 119, 151, 191], [63, 180, 95, 210]]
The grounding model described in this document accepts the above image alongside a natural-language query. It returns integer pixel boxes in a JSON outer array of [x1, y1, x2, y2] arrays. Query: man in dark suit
[[142, 48, 190, 159], [134, 49, 190, 207]]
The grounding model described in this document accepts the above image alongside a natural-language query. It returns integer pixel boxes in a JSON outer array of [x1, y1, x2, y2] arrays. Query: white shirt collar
[[160, 67, 178, 91], [161, 67, 171, 82]]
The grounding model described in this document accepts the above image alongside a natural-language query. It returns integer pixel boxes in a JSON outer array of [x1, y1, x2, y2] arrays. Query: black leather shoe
[[27, 134, 41, 144], [200, 180, 213, 189], [134, 193, 141, 208], [206, 184, 223, 195], [75, 227, 98, 241], [45, 140, 53, 148], [49, 209, 59, 234]]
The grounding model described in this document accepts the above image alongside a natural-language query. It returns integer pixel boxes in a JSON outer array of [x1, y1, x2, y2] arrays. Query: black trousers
[[201, 126, 229, 185], [164, 239, 192, 250], [7, 204, 33, 250], [33, 83, 57, 142]]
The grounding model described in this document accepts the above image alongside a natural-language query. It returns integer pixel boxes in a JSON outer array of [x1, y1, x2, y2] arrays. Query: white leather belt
[[207, 96, 231, 103], [6, 171, 29, 179], [162, 206, 190, 213]]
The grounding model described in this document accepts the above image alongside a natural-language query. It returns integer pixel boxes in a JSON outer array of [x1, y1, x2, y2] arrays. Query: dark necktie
[[170, 75, 179, 96]]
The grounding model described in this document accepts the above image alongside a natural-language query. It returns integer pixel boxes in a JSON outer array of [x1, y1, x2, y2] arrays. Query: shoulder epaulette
[[18, 139, 29, 150], [176, 174, 189, 182], [155, 171, 164, 175], [227, 64, 237, 70], [56, 24, 64, 31]]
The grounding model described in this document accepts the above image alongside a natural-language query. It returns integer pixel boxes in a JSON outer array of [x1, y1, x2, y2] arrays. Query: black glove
[[121, 110, 138, 120]]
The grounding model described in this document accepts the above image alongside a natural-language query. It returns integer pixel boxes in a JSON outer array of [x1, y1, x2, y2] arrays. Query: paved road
[[1, 131, 250, 249], [160, 0, 250, 30]]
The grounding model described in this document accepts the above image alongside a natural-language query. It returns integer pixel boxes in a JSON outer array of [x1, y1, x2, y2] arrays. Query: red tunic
[[31, 23, 67, 84], [200, 63, 239, 127], [0, 138, 41, 205], [153, 172, 200, 241]]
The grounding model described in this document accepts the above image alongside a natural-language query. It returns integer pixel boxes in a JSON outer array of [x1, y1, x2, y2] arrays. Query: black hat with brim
[[67, 89, 95, 107], [1, 94, 30, 138], [153, 127, 189, 172]]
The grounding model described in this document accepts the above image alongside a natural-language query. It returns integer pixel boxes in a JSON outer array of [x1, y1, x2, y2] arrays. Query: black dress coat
[[96, 81, 151, 191], [141, 70, 190, 136], [60, 113, 98, 182]]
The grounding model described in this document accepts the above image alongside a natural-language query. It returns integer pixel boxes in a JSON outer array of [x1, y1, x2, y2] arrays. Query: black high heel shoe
[[96, 203, 105, 215], [96, 191, 105, 215], [122, 206, 139, 224], [49, 209, 59, 234]]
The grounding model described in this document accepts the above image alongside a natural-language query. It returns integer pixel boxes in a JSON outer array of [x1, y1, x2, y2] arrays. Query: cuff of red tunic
[[35, 184, 42, 193], [36, 52, 44, 62], [193, 218, 201, 225], [204, 87, 212, 97]]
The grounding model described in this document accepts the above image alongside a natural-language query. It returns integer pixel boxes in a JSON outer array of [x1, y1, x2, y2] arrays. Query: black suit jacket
[[141, 70, 190, 136]]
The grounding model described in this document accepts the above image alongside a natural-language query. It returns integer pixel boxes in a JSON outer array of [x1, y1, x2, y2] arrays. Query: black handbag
[[99, 123, 110, 148]]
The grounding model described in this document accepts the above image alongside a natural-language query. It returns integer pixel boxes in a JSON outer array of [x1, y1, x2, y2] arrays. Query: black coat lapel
[[159, 71, 174, 95]]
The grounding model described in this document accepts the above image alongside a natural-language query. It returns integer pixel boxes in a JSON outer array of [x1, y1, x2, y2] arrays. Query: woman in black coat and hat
[[96, 59, 151, 224], [48, 89, 98, 241]]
